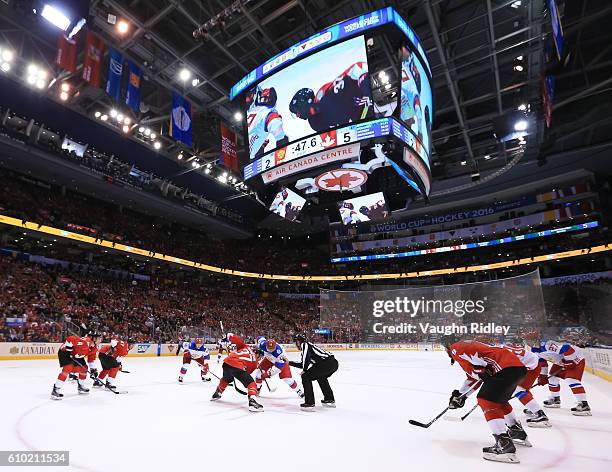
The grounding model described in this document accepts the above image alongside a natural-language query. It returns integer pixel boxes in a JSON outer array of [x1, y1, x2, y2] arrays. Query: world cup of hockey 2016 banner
[[82, 32, 105, 88], [220, 123, 239, 172], [105, 47, 123, 102]]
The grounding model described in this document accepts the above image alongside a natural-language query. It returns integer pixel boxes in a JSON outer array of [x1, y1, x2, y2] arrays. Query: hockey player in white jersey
[[525, 333, 591, 416], [178, 338, 211, 383], [254, 336, 304, 398], [246, 86, 288, 159]]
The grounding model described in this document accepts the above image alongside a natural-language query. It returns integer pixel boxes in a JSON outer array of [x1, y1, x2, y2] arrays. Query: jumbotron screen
[[269, 187, 306, 222], [400, 45, 433, 161], [337, 192, 389, 225], [245, 36, 373, 160]]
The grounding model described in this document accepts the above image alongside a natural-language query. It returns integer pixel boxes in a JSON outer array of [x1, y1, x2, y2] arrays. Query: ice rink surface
[[1, 350, 611, 472]]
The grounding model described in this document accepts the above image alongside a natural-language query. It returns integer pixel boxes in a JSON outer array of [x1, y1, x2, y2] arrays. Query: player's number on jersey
[[333, 78, 345, 94]]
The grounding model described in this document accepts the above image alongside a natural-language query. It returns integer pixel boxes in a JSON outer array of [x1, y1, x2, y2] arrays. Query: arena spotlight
[[122, 124, 130, 133], [1, 48, 14, 63], [38, 1, 90, 39], [94, 111, 101, 118], [204, 168, 211, 174], [153, 141, 161, 150], [100, 114, 108, 121], [514, 119, 528, 132], [123, 117, 131, 125], [150, 133, 157, 140], [234, 112, 242, 121], [517, 103, 527, 111], [191, 78, 200, 87], [60, 82, 70, 92], [0, 62, 9, 73], [143, 128, 151, 136], [109, 109, 117, 118], [59, 91, 69, 101], [117, 20, 129, 35], [177, 153, 184, 160], [116, 113, 124, 123], [178, 68, 191, 82], [138, 126, 145, 133]]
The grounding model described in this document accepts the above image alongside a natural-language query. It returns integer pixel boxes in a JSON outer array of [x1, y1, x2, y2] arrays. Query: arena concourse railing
[[1, 213, 611, 282]]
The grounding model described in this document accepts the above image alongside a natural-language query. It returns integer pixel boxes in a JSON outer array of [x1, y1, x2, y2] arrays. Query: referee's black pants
[[301, 357, 338, 405]]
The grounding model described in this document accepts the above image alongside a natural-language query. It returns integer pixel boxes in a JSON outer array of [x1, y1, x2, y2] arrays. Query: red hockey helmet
[[265, 339, 277, 352]]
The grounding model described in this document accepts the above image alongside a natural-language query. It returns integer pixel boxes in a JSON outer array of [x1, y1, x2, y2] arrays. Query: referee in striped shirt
[[289, 333, 338, 410]]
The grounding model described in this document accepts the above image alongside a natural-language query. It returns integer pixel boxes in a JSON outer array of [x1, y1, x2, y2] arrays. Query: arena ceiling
[[1, 0, 611, 207]]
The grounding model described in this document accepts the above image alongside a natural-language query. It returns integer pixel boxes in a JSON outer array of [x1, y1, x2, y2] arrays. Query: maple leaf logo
[[320, 131, 337, 148], [322, 172, 359, 190]]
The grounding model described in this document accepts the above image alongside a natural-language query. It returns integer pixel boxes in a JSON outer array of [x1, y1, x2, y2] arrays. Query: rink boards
[[2, 341, 610, 382], [0, 341, 441, 360]]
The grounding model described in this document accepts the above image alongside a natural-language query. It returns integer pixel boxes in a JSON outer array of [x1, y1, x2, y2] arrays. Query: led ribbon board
[[244, 117, 430, 182], [331, 221, 599, 263], [230, 7, 431, 100]]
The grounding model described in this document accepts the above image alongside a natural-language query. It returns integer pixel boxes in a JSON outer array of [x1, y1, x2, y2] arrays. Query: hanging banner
[[547, 0, 564, 61], [82, 31, 105, 88], [105, 47, 123, 102], [220, 123, 239, 172], [170, 92, 192, 147], [125, 61, 142, 113], [56, 34, 77, 72]]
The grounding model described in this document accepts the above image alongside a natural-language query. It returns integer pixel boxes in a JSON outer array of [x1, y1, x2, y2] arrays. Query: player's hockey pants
[[301, 357, 339, 405]]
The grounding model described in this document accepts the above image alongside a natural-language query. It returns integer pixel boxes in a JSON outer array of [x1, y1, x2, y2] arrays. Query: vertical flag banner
[[56, 34, 77, 72], [170, 92, 193, 147], [125, 61, 142, 113], [105, 47, 123, 102], [82, 31, 105, 88], [547, 0, 564, 61], [220, 123, 239, 172]]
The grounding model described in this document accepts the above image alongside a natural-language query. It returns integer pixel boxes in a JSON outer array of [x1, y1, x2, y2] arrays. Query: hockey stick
[[445, 403, 479, 422], [209, 369, 246, 395], [264, 378, 277, 393], [409, 391, 472, 428]]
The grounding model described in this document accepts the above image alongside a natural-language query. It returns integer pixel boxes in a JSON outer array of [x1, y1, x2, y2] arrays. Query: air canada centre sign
[[262, 143, 360, 184]]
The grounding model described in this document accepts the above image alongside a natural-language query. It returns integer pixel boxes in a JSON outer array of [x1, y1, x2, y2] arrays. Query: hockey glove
[[449, 390, 466, 409], [537, 374, 549, 386]]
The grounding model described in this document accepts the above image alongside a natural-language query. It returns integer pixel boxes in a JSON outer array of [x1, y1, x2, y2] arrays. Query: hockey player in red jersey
[[443, 337, 529, 463], [211, 333, 263, 412], [289, 62, 372, 133], [51, 335, 94, 399], [97, 337, 132, 393]]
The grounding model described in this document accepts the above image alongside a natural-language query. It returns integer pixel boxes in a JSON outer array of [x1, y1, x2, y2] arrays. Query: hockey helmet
[[256, 87, 278, 107], [289, 88, 315, 119], [293, 333, 306, 347]]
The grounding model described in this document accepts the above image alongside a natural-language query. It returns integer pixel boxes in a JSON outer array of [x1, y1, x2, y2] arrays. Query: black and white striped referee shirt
[[290, 342, 334, 372]]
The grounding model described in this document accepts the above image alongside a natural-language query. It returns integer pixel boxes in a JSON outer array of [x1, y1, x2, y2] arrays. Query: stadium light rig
[[26, 64, 48, 89], [0, 47, 14, 72], [38, 1, 89, 39]]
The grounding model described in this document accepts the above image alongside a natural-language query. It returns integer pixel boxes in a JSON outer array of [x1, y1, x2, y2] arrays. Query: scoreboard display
[[231, 7, 433, 223]]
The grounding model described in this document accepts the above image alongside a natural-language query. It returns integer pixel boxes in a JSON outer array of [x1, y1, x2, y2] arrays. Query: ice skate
[[483, 433, 519, 463], [571, 401, 592, 416]]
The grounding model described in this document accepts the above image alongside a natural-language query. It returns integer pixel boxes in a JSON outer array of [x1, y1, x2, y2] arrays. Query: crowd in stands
[[1, 168, 609, 280], [2, 254, 610, 345], [0, 108, 245, 225], [0, 256, 320, 344]]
